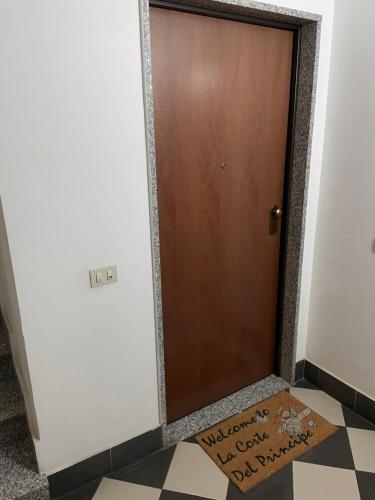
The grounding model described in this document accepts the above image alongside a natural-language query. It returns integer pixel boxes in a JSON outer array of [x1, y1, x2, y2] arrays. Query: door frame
[[139, 0, 322, 432]]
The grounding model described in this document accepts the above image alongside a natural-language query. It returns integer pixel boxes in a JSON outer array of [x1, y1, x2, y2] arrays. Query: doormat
[[195, 390, 337, 493]]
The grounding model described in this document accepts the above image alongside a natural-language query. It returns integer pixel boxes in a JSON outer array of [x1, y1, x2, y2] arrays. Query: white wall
[[0, 0, 159, 474], [307, 0, 375, 399], [0, 0, 333, 473]]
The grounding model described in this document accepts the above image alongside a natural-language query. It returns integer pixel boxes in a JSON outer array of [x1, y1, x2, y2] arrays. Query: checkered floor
[[60, 380, 375, 499]]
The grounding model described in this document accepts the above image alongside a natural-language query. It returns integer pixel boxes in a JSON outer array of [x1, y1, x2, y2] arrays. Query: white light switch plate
[[89, 265, 118, 288]]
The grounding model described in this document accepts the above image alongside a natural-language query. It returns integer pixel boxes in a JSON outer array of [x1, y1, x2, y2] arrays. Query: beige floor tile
[[289, 387, 345, 426], [293, 461, 360, 500], [93, 478, 161, 500], [347, 427, 375, 473], [163, 441, 228, 499]]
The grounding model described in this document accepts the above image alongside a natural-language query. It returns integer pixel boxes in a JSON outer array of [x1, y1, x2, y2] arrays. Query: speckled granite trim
[[279, 20, 321, 383], [0, 414, 28, 446], [0, 437, 49, 500], [0, 375, 25, 426], [164, 375, 289, 446], [151, 0, 320, 23], [139, 0, 167, 430], [18, 486, 50, 500], [139, 0, 321, 432]]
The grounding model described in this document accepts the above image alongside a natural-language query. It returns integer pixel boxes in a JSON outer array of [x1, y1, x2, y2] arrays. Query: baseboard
[[296, 359, 375, 426], [295, 359, 305, 381], [48, 427, 162, 498]]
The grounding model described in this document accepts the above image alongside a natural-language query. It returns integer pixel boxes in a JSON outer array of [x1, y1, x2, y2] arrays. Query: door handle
[[269, 205, 283, 234], [271, 205, 283, 219]]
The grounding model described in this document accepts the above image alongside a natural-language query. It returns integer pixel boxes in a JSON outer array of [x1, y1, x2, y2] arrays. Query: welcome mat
[[195, 390, 337, 493]]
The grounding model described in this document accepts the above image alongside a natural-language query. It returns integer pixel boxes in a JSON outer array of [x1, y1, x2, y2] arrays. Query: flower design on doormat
[[256, 414, 269, 424], [275, 401, 314, 437]]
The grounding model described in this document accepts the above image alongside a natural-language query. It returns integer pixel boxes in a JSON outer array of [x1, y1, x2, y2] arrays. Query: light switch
[[90, 265, 118, 288]]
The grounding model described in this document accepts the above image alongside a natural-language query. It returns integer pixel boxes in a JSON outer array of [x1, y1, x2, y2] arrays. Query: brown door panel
[[150, 7, 294, 422]]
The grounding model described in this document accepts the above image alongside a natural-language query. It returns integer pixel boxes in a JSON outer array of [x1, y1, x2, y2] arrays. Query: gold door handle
[[271, 205, 283, 219], [269, 205, 283, 235]]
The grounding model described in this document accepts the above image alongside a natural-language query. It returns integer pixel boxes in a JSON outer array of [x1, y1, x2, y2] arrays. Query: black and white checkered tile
[[64, 381, 375, 500]]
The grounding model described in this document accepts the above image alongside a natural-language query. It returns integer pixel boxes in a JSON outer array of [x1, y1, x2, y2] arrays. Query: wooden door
[[150, 6, 294, 423]]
